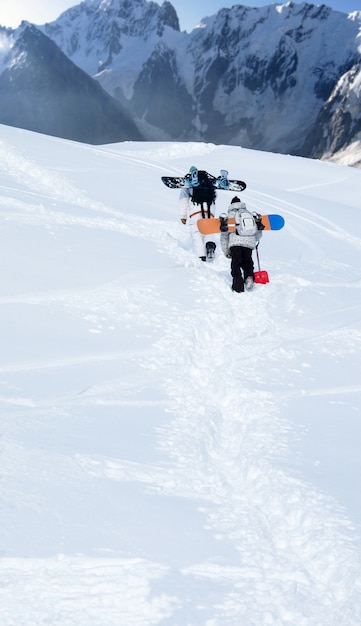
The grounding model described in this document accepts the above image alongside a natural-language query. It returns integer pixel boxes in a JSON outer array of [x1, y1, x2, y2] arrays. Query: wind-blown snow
[[0, 124, 361, 624]]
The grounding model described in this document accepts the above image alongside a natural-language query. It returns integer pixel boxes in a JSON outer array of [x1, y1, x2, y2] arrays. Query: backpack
[[191, 170, 216, 216], [235, 208, 258, 237]]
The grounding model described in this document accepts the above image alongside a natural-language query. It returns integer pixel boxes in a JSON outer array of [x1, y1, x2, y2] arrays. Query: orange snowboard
[[197, 214, 284, 234]]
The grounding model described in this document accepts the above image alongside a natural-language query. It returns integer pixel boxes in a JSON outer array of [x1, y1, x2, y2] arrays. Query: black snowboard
[[161, 175, 246, 192]]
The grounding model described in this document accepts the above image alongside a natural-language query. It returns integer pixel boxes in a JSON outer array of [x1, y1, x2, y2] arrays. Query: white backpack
[[235, 208, 257, 237]]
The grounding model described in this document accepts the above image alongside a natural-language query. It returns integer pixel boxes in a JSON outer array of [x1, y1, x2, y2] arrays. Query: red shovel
[[254, 245, 269, 284]]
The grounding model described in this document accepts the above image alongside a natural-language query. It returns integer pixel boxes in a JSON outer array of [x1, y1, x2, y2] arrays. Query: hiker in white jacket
[[179, 167, 217, 261]]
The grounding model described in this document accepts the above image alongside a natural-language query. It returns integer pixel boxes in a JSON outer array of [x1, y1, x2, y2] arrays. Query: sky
[[1, 122, 361, 624], [0, 0, 360, 32]]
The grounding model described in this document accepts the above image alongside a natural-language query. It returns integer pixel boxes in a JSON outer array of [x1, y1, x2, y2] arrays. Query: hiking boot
[[232, 277, 244, 292], [206, 241, 216, 260], [245, 277, 254, 290]]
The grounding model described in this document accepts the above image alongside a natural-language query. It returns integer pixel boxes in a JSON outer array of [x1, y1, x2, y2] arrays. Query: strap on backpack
[[234, 208, 240, 230], [200, 202, 211, 219]]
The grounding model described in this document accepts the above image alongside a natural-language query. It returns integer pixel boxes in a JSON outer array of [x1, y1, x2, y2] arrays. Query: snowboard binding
[[185, 166, 199, 187], [219, 213, 229, 232], [217, 169, 229, 189]]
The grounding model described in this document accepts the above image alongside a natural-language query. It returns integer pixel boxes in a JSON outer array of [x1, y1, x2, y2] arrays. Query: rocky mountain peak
[[44, 0, 179, 73], [1, 1, 361, 161]]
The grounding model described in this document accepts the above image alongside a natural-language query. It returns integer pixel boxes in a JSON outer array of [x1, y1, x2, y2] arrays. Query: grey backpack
[[235, 209, 257, 237]]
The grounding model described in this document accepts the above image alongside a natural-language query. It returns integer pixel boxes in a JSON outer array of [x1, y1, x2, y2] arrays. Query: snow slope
[[0, 124, 361, 625]]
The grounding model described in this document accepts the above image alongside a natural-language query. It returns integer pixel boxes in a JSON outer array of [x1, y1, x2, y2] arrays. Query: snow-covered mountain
[[1, 123, 361, 624], [304, 60, 361, 164], [42, 0, 361, 157], [0, 22, 142, 143], [43, 0, 188, 140], [1, 1, 361, 159]]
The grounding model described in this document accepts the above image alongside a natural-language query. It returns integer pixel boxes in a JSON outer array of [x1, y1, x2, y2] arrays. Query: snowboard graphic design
[[161, 175, 247, 193], [197, 214, 285, 234]]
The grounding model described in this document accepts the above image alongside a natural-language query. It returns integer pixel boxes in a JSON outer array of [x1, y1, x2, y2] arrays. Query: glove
[[181, 218, 187, 224]]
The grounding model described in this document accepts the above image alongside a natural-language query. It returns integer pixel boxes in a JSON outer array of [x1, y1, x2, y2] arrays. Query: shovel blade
[[254, 270, 269, 284]]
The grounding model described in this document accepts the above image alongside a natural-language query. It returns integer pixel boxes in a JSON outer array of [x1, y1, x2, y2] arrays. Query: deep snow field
[[0, 124, 361, 625]]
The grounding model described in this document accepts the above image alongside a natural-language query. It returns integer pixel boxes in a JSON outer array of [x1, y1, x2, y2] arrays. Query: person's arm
[[179, 189, 190, 223], [220, 232, 231, 258]]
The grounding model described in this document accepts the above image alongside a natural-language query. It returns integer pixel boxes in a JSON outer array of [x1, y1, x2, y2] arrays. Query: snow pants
[[189, 212, 216, 259], [230, 245, 254, 292]]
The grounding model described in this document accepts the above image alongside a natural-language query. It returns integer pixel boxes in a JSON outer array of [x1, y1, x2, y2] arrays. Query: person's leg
[[189, 216, 207, 259], [230, 247, 244, 292], [242, 247, 255, 281]]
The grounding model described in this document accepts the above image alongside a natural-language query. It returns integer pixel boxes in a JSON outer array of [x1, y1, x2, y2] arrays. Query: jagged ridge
[[1, 0, 361, 157]]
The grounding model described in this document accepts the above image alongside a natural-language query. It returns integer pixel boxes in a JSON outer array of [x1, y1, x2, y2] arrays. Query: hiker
[[220, 196, 263, 292], [179, 166, 217, 261]]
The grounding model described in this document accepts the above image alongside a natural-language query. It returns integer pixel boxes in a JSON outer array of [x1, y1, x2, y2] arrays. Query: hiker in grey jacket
[[221, 196, 263, 292]]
